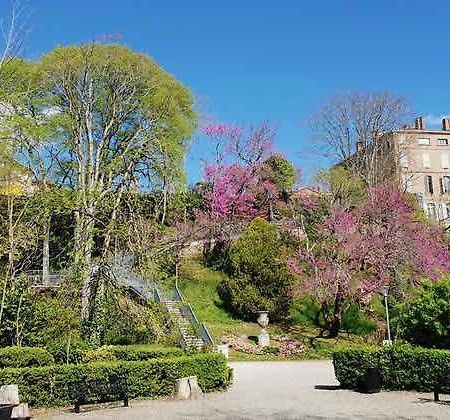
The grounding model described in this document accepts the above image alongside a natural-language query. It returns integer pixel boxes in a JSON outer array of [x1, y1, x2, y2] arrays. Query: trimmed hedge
[[82, 345, 184, 363], [333, 345, 450, 392], [0, 353, 231, 407], [0, 346, 54, 368]]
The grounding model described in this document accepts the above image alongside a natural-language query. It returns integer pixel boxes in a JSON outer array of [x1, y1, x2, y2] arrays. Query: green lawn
[[178, 256, 372, 361]]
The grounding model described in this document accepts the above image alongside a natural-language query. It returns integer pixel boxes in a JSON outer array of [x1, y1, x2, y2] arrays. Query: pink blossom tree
[[289, 184, 450, 337], [199, 122, 279, 232]]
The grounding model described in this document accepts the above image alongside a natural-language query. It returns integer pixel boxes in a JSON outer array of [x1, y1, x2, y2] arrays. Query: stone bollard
[[12, 403, 30, 420], [174, 377, 191, 400], [188, 376, 203, 400], [0, 384, 19, 405], [217, 344, 229, 359]]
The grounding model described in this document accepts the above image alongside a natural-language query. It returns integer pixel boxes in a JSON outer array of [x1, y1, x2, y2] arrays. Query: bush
[[219, 217, 294, 321], [397, 278, 450, 348], [83, 345, 184, 363], [46, 337, 90, 365], [333, 345, 450, 392], [0, 353, 231, 407], [341, 303, 377, 336], [0, 346, 54, 368]]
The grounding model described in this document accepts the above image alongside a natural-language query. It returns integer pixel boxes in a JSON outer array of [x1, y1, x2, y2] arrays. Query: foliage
[[290, 298, 376, 336], [333, 345, 450, 392], [264, 155, 296, 192], [316, 166, 366, 209], [101, 290, 176, 346], [219, 218, 294, 321], [290, 185, 450, 337], [0, 346, 54, 368], [46, 337, 90, 365], [396, 277, 450, 348], [0, 353, 230, 407], [178, 257, 237, 324], [199, 123, 277, 230], [83, 344, 184, 363]]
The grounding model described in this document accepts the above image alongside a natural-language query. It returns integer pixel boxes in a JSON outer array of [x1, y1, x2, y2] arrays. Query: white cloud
[[424, 114, 449, 128]]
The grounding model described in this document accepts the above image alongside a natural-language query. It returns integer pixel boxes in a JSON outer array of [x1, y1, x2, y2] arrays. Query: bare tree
[[0, 1, 26, 77], [310, 91, 413, 187]]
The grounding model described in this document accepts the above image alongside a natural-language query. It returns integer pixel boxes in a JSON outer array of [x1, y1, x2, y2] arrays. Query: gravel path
[[37, 361, 449, 419]]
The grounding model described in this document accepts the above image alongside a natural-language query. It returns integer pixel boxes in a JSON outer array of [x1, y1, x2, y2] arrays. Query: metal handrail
[[173, 282, 215, 348]]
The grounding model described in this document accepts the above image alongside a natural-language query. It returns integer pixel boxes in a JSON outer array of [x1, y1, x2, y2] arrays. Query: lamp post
[[380, 286, 392, 346]]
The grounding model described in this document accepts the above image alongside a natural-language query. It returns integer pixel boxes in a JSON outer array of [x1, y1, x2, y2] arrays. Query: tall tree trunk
[[0, 195, 15, 327], [74, 209, 94, 323], [42, 217, 50, 285]]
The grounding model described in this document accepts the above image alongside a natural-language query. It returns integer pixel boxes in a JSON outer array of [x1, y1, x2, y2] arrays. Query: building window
[[438, 138, 449, 145], [402, 174, 413, 191], [442, 154, 449, 169], [442, 176, 450, 194], [418, 138, 431, 145], [427, 203, 437, 219], [446, 203, 450, 219], [415, 193, 424, 210], [426, 175, 434, 194], [422, 153, 431, 168]]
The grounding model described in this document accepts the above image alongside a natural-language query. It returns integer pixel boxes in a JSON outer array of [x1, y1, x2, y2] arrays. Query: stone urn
[[256, 311, 270, 347]]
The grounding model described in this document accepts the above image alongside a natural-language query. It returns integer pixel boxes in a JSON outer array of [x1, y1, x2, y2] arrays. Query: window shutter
[[442, 154, 449, 169]]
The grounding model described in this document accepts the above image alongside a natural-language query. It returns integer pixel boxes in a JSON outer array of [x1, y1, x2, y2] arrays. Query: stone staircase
[[162, 300, 205, 351], [111, 254, 213, 352]]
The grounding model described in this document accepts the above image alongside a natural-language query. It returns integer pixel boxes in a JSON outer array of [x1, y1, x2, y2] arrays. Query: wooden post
[[434, 390, 440, 402]]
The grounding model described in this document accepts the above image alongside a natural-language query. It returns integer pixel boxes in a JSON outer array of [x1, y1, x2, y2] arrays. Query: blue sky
[[19, 0, 450, 184]]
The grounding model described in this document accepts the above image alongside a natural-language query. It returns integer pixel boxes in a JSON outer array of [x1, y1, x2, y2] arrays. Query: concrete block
[[174, 377, 190, 400], [0, 385, 19, 405], [188, 376, 203, 400]]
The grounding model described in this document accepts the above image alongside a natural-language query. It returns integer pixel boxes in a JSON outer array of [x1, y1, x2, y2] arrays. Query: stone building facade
[[386, 116, 450, 223]]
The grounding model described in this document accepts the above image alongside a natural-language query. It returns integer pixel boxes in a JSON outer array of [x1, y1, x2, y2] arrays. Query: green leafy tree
[[2, 44, 197, 341], [397, 277, 450, 348], [218, 217, 294, 321], [264, 155, 296, 193], [316, 166, 366, 209]]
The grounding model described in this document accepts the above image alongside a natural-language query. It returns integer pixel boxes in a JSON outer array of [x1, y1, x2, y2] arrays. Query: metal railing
[[21, 270, 65, 288], [173, 283, 215, 349]]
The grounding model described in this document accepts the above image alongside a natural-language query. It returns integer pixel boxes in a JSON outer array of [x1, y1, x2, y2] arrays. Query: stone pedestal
[[258, 330, 270, 347]]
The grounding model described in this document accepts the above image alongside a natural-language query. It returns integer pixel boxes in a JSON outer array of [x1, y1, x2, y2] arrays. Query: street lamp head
[[380, 285, 389, 297]]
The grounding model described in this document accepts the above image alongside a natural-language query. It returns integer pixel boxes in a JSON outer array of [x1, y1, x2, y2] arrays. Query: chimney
[[443, 118, 450, 131], [356, 141, 363, 153], [415, 116, 424, 130]]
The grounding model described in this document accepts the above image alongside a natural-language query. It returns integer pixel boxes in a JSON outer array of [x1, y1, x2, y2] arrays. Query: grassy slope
[[178, 256, 370, 360]]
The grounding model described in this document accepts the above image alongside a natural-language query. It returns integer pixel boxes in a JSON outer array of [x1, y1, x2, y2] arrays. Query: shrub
[[46, 337, 90, 365], [0, 346, 54, 368], [333, 345, 450, 392], [219, 217, 294, 321], [0, 353, 230, 407], [397, 278, 450, 348], [341, 303, 377, 336], [83, 345, 184, 363]]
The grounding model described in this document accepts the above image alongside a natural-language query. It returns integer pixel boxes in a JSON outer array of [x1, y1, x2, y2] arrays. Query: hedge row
[[82, 345, 184, 363], [333, 345, 450, 392], [0, 353, 231, 407], [0, 347, 54, 368]]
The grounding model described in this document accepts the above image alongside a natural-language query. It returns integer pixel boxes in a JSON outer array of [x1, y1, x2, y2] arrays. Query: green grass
[[178, 256, 375, 361], [178, 257, 241, 326]]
